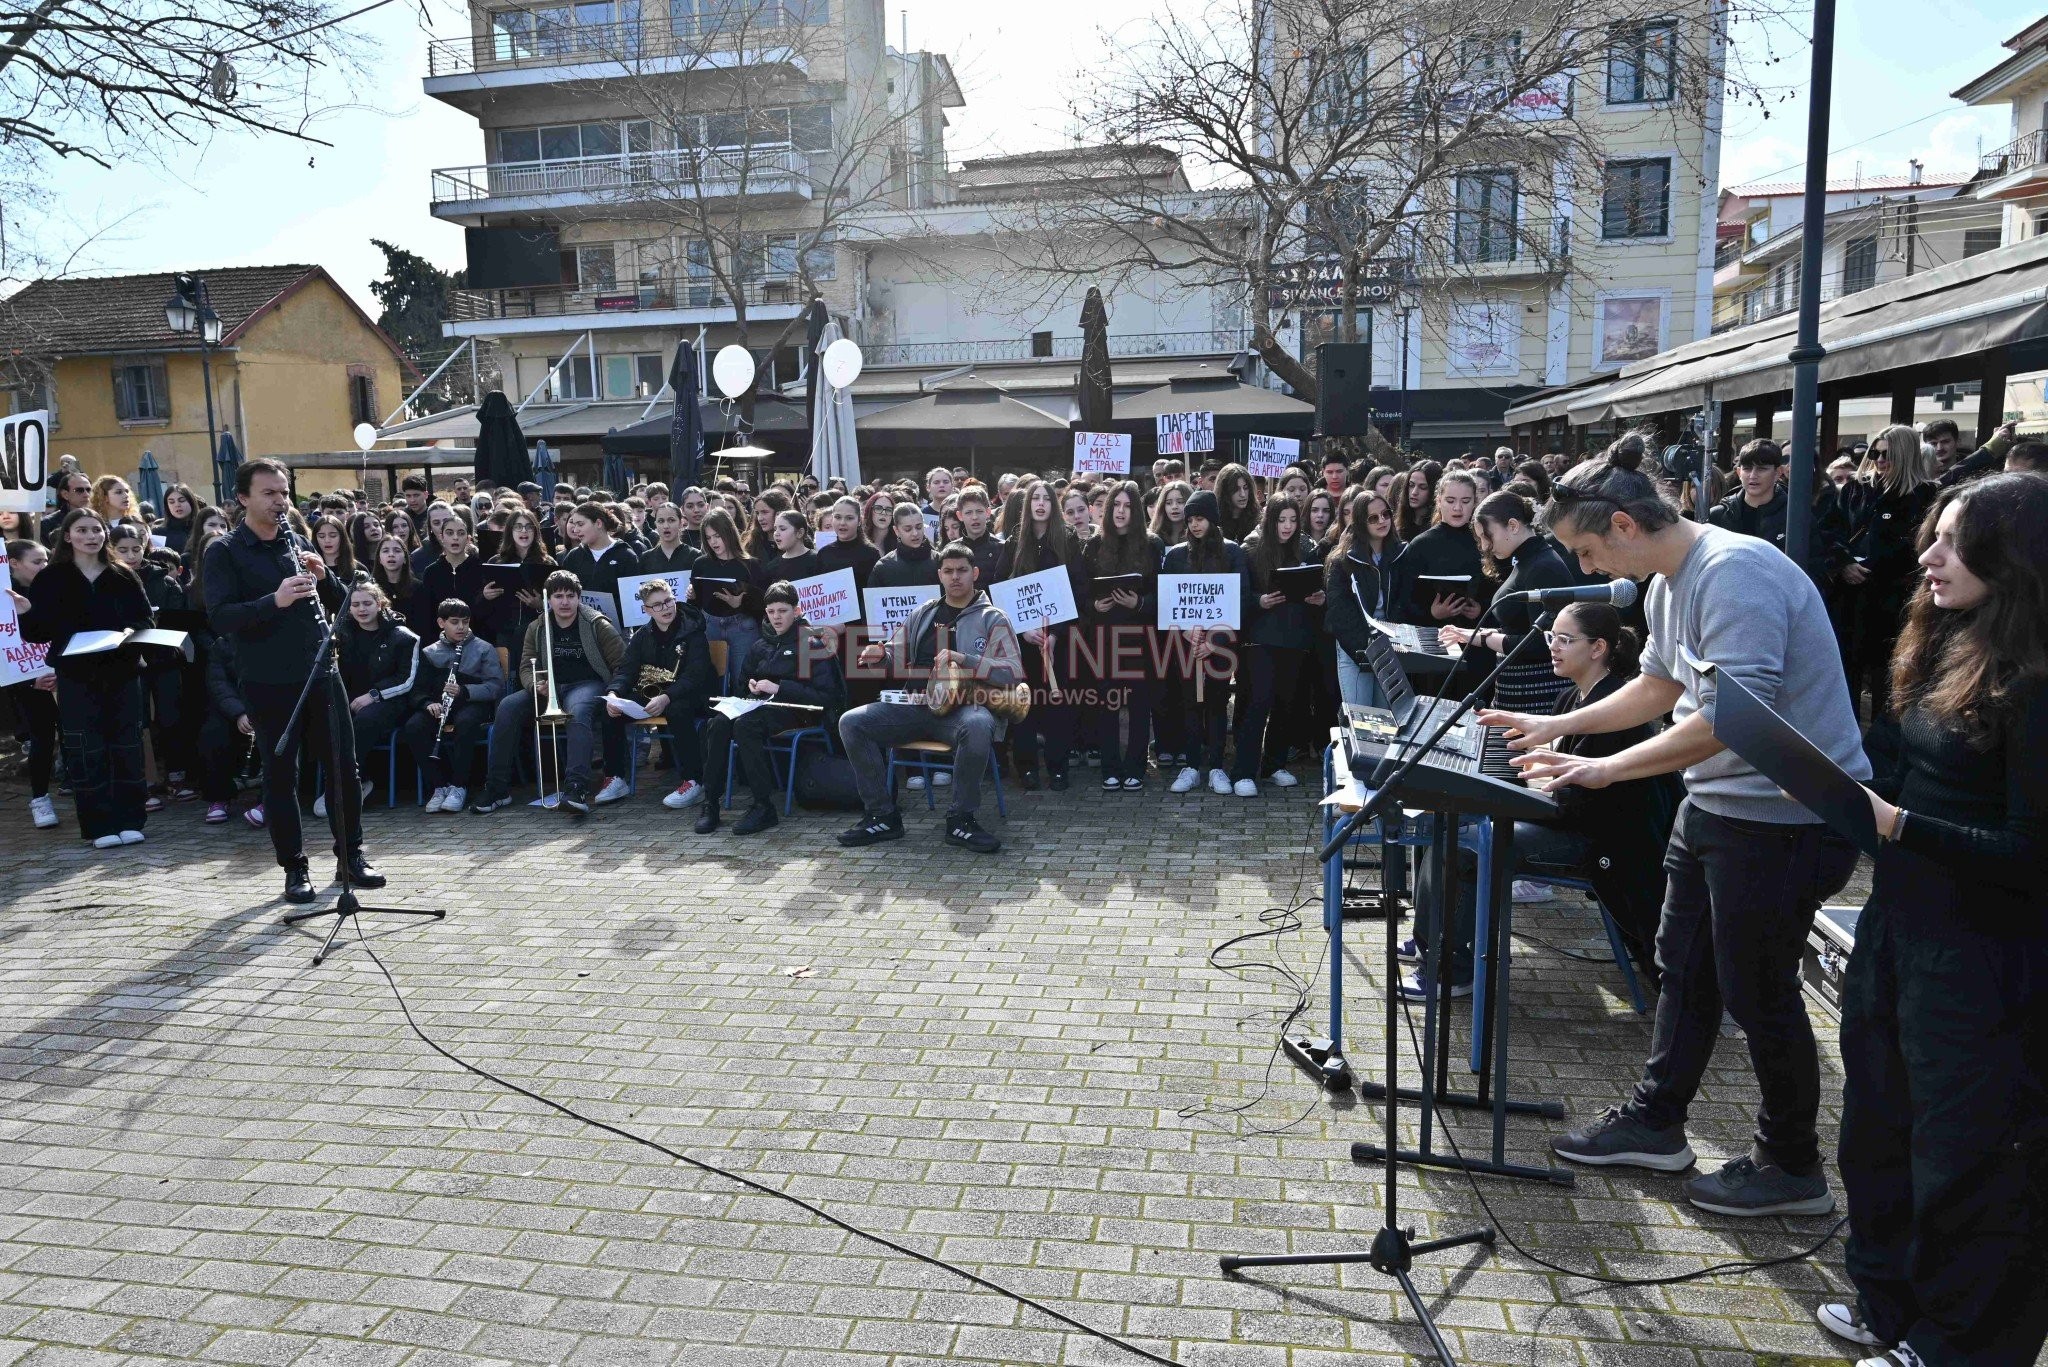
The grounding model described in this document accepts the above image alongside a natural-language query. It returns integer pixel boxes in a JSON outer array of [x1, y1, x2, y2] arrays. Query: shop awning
[[1503, 374, 1623, 427], [1110, 365, 1316, 433], [857, 377, 1072, 450]]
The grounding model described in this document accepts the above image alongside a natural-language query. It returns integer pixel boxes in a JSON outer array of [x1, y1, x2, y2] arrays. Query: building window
[[495, 121, 647, 165], [1310, 44, 1369, 126], [348, 371, 378, 426], [1606, 20, 1676, 104], [547, 354, 596, 400], [112, 359, 170, 423], [1454, 170, 1518, 263], [1842, 236, 1878, 293], [572, 244, 617, 289], [1962, 227, 2002, 258], [602, 353, 667, 399], [1601, 158, 1671, 238]]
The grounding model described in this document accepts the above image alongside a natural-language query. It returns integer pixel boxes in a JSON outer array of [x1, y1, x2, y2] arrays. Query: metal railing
[[1713, 277, 1872, 333], [1979, 129, 2048, 177], [865, 330, 1254, 367], [431, 145, 810, 206], [425, 9, 824, 78], [447, 274, 811, 323]]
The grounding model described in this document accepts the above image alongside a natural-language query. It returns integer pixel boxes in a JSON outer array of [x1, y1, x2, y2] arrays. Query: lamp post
[[1784, 0, 1837, 570], [163, 273, 225, 501]]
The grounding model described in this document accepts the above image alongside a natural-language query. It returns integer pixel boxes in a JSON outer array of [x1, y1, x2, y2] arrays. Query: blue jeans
[[703, 614, 759, 692], [1335, 648, 1384, 709], [839, 701, 995, 820], [486, 679, 622, 793]]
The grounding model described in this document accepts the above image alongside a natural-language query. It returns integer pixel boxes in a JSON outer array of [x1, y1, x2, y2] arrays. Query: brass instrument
[[531, 608, 569, 804], [428, 652, 463, 762]]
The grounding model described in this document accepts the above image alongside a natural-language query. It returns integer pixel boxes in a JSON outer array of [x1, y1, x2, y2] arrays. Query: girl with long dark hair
[[1161, 490, 1249, 795], [1232, 493, 1321, 794], [1440, 489, 1574, 713], [158, 485, 200, 555], [1385, 469, 1484, 627], [311, 515, 359, 583], [1816, 474, 2048, 1367], [1149, 479, 1191, 546], [493, 510, 554, 654], [1083, 480, 1163, 789], [1394, 461, 1441, 540], [692, 507, 763, 691], [368, 535, 416, 618], [817, 494, 881, 590], [1324, 490, 1400, 707], [1214, 463, 1259, 543], [995, 479, 1089, 789]]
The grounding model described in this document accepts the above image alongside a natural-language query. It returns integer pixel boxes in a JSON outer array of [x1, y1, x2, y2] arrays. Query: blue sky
[[40, 0, 2035, 314]]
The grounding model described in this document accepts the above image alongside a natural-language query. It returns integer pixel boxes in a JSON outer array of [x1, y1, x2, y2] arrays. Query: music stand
[[275, 556, 445, 965]]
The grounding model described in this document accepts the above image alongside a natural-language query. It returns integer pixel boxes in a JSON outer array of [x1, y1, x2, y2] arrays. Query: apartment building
[[1956, 15, 2048, 245]]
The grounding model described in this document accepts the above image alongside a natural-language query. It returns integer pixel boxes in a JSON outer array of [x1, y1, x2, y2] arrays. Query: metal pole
[[1784, 0, 1836, 570]]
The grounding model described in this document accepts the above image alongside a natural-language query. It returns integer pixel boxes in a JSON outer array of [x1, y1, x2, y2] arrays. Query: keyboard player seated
[[1402, 601, 1679, 999]]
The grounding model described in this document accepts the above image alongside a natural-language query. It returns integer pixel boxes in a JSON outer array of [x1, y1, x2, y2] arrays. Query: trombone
[[531, 605, 569, 806]]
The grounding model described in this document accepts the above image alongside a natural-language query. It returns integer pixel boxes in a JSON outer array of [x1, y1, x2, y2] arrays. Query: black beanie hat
[[1185, 489, 1221, 524]]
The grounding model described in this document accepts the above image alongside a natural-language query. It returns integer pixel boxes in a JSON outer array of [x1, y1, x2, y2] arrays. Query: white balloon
[[352, 422, 378, 452], [712, 344, 755, 399], [821, 337, 864, 389]]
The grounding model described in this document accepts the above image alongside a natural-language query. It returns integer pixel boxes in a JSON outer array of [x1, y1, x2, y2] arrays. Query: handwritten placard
[[1072, 431, 1132, 476], [0, 564, 52, 685], [1158, 573, 1241, 630], [1246, 433, 1300, 480], [580, 590, 619, 626], [1155, 411, 1215, 456], [922, 513, 942, 546], [616, 571, 691, 627], [862, 583, 940, 636], [0, 411, 50, 513], [989, 567, 1078, 634], [792, 567, 860, 626]]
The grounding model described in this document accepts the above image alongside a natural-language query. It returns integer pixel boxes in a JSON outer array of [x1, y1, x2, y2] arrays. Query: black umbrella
[[1075, 286, 1114, 431], [475, 391, 532, 487], [665, 343, 705, 491]]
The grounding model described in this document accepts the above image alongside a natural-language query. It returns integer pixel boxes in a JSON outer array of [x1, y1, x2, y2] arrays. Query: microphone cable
[[350, 938, 1186, 1367]]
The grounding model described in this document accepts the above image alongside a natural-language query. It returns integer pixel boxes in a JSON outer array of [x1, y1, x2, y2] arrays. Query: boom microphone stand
[[275, 537, 445, 964]]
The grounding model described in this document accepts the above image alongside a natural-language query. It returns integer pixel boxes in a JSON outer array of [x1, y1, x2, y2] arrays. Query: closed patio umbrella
[[810, 318, 861, 488], [212, 431, 241, 506], [134, 451, 164, 516], [533, 441, 558, 502], [1075, 287, 1114, 431], [664, 342, 704, 491], [474, 391, 532, 488]]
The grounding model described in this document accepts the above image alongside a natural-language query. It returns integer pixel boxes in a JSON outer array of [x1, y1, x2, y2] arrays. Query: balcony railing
[[1979, 129, 2048, 177], [426, 8, 823, 78], [865, 330, 1254, 367], [1713, 277, 1873, 333], [447, 273, 812, 324], [431, 145, 810, 208]]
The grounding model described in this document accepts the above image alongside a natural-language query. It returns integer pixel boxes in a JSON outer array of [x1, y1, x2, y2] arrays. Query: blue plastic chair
[[886, 740, 1007, 816], [724, 725, 831, 814]]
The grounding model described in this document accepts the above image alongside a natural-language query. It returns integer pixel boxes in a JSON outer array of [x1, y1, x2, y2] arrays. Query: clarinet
[[428, 652, 462, 762]]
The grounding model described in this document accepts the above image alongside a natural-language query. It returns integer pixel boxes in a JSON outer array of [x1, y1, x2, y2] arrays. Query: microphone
[[1507, 579, 1639, 609]]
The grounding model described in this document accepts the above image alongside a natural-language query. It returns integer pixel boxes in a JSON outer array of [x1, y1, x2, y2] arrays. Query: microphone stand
[[1225, 615, 1557, 1367], [274, 537, 446, 965]]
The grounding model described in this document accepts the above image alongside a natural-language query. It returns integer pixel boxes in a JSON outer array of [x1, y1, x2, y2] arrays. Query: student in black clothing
[[954, 486, 1005, 584], [605, 576, 714, 810], [311, 515, 359, 583], [1161, 490, 1251, 796], [368, 535, 417, 626], [1385, 470, 1485, 628], [41, 468, 93, 546], [1707, 439, 1790, 551], [639, 501, 700, 575], [19, 509, 155, 846], [417, 515, 492, 643], [1439, 489, 1575, 713], [816, 495, 881, 590], [403, 598, 507, 814], [195, 633, 256, 826], [490, 509, 554, 654], [697, 580, 847, 835], [1234, 493, 1321, 795], [994, 479, 1089, 790], [691, 507, 763, 692], [1844, 424, 1939, 719], [1324, 490, 1402, 708], [1214, 463, 1259, 543], [5, 538, 60, 831], [764, 509, 821, 585], [472, 569, 627, 815], [867, 503, 939, 589], [558, 501, 638, 622], [1084, 481, 1161, 789], [1816, 474, 2048, 1367], [328, 581, 419, 812], [107, 525, 198, 806]]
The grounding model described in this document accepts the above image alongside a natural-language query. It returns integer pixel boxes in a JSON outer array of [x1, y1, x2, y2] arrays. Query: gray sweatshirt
[[1640, 524, 1871, 823]]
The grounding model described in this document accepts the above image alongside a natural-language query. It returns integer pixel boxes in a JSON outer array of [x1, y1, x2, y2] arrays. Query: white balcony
[[429, 145, 813, 223]]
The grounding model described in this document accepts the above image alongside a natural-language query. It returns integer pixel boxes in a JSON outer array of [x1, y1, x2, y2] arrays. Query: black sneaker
[[1048, 773, 1069, 792], [1684, 1155, 1835, 1217], [733, 805, 778, 836], [943, 814, 1001, 853], [283, 858, 316, 905], [470, 789, 514, 814], [562, 782, 593, 815], [1551, 1106, 1696, 1172], [693, 801, 720, 834], [837, 810, 904, 847]]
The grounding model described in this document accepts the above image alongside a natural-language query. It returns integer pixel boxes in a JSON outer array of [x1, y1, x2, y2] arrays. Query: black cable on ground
[[354, 939, 1184, 1367]]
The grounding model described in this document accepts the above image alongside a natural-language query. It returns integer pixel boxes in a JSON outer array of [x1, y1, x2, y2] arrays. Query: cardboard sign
[[862, 583, 940, 636], [1072, 431, 1132, 476], [0, 411, 50, 513], [617, 571, 690, 627], [922, 513, 942, 548], [1155, 411, 1215, 456], [989, 567, 1078, 633], [792, 567, 860, 626], [1158, 573, 1240, 630], [1246, 433, 1300, 480], [0, 563, 52, 684], [580, 590, 619, 625]]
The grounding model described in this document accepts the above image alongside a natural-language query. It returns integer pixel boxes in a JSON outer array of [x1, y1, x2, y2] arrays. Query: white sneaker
[[1208, 768, 1231, 795], [1857, 1350, 1926, 1367], [932, 771, 951, 787], [594, 776, 632, 805], [93, 834, 123, 849], [443, 787, 467, 813], [1233, 778, 1258, 798], [906, 774, 926, 790], [1169, 766, 1201, 794], [423, 786, 449, 813], [29, 795, 57, 829], [118, 830, 145, 845], [1269, 769, 1299, 788], [1512, 879, 1549, 902], [663, 780, 704, 810], [1816, 1304, 1887, 1349], [313, 794, 325, 817]]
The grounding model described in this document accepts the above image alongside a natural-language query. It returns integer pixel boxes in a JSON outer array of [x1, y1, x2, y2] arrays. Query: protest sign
[[989, 567, 1078, 634], [0, 563, 52, 685], [1155, 411, 1215, 457], [923, 513, 942, 546], [0, 411, 50, 513], [862, 583, 940, 636], [792, 567, 860, 626], [1072, 431, 1132, 476], [616, 571, 690, 627], [580, 590, 619, 625], [1158, 574, 1241, 630], [1246, 433, 1300, 480]]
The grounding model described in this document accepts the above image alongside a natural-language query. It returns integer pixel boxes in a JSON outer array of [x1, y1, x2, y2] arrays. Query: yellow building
[[0, 265, 412, 498]]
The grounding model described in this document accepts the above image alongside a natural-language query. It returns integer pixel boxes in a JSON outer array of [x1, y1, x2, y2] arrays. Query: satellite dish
[[352, 422, 378, 452], [821, 337, 864, 389], [712, 344, 755, 399]]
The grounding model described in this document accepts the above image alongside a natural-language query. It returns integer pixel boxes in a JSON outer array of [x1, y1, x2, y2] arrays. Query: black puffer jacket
[[608, 604, 715, 712], [737, 618, 848, 729]]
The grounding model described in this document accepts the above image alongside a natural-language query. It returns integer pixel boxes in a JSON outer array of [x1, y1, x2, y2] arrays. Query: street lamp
[[164, 272, 226, 499]]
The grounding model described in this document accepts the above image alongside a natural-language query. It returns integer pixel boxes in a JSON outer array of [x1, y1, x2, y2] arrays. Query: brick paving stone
[[2, 771, 2005, 1366]]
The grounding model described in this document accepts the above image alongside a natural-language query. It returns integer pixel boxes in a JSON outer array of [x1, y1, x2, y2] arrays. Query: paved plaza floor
[[0, 773, 1872, 1366]]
